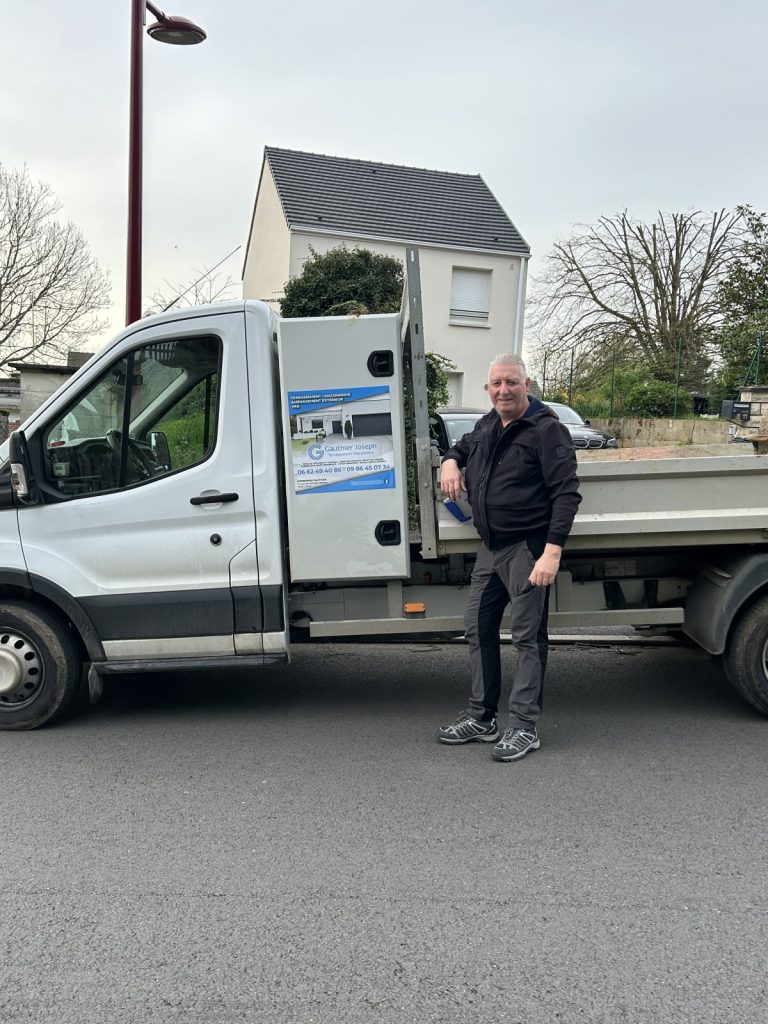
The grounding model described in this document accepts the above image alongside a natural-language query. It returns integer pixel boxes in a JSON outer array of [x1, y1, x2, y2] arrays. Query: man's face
[[487, 363, 531, 424]]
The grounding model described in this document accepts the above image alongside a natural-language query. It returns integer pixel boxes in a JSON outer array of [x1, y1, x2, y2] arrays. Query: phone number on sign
[[297, 465, 380, 476]]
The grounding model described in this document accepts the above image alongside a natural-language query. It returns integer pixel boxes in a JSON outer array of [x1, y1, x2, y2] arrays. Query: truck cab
[[0, 301, 288, 728]]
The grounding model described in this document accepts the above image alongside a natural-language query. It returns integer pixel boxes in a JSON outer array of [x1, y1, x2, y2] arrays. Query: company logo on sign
[[308, 444, 325, 461]]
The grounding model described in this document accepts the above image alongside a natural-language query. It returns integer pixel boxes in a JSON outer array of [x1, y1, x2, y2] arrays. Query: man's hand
[[529, 543, 562, 587], [439, 459, 466, 501]]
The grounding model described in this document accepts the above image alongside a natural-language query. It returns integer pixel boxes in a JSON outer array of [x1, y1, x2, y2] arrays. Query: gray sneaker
[[492, 727, 540, 762], [437, 712, 499, 744]]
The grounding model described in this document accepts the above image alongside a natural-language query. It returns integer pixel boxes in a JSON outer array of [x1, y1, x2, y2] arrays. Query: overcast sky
[[3, 0, 768, 353]]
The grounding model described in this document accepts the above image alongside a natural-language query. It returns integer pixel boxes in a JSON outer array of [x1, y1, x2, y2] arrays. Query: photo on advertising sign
[[287, 385, 395, 494]]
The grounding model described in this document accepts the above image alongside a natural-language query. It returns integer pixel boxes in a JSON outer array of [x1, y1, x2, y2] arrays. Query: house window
[[446, 371, 464, 406], [450, 268, 491, 324]]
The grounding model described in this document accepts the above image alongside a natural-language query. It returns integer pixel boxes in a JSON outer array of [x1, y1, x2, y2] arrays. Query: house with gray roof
[[242, 147, 530, 406]]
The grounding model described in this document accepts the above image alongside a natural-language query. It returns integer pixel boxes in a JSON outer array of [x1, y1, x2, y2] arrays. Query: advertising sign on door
[[287, 385, 396, 494]]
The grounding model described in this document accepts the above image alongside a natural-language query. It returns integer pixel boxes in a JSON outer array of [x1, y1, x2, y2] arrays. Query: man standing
[[437, 354, 581, 761]]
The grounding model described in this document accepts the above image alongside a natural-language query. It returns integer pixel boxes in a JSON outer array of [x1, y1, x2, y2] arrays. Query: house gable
[[243, 146, 531, 405]]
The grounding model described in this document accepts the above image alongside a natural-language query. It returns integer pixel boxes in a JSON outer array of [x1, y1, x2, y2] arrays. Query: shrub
[[624, 379, 678, 417]]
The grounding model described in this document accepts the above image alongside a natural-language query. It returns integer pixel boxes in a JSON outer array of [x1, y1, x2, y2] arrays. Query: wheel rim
[[762, 637, 768, 683], [0, 629, 44, 711]]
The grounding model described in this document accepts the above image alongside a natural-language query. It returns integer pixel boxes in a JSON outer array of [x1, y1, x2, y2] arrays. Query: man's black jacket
[[442, 397, 582, 550]]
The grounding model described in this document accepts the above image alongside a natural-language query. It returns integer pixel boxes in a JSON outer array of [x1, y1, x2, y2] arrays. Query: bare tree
[[145, 255, 240, 316], [0, 164, 111, 370], [528, 209, 744, 389]]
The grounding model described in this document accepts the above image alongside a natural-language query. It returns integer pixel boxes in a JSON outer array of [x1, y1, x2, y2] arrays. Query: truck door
[[16, 312, 261, 662]]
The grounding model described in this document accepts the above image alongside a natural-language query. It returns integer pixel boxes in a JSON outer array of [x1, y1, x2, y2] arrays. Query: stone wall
[[590, 417, 731, 448], [735, 386, 768, 436]]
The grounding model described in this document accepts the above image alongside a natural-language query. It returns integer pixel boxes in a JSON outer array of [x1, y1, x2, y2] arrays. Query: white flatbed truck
[[2, 250, 768, 728]]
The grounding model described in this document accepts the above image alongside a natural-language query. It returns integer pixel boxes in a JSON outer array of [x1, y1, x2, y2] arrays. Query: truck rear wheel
[[722, 594, 768, 716], [0, 601, 82, 730]]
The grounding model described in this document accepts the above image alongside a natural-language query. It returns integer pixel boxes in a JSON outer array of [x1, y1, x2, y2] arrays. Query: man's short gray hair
[[488, 352, 527, 376]]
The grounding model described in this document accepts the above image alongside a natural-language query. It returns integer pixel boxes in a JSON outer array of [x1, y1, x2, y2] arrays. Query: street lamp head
[[147, 15, 207, 45]]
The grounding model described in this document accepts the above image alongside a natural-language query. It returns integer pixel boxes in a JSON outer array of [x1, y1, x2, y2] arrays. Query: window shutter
[[450, 269, 491, 322]]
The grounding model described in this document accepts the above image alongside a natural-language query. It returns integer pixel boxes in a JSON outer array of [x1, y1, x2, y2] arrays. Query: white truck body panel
[[278, 313, 410, 582]]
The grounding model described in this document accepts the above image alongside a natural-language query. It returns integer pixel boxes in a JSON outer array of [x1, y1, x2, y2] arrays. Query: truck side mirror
[[9, 430, 40, 505], [148, 430, 172, 472]]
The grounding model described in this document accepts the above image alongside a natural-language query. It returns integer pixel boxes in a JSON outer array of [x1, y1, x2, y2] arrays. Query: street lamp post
[[126, 1, 206, 326]]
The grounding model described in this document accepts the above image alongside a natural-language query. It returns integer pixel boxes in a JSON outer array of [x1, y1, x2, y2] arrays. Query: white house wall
[[287, 232, 404, 280], [420, 248, 524, 407], [287, 232, 526, 408], [19, 370, 73, 422], [242, 164, 292, 309]]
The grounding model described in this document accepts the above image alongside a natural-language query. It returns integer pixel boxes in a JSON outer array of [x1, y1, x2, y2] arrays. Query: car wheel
[[0, 601, 83, 730]]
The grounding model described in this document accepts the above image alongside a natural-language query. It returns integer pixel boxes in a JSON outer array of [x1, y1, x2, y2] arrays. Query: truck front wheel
[[723, 594, 768, 716], [0, 601, 82, 730]]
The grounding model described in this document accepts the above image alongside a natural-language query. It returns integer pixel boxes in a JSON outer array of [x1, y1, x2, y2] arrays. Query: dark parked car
[[434, 402, 618, 453], [543, 402, 618, 449], [435, 407, 487, 449]]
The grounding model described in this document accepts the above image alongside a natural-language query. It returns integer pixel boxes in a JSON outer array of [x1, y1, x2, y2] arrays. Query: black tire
[[722, 594, 768, 716], [0, 601, 82, 730]]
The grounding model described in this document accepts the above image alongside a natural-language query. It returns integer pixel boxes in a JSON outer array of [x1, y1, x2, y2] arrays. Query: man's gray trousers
[[463, 540, 550, 730]]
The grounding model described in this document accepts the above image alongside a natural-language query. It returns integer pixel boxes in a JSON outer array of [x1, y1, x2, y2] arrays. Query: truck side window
[[41, 335, 221, 497]]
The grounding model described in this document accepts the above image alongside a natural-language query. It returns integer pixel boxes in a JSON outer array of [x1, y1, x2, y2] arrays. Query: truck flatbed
[[435, 450, 768, 554]]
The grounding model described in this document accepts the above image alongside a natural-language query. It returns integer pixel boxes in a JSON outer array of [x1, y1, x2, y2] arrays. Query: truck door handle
[[190, 492, 239, 505]]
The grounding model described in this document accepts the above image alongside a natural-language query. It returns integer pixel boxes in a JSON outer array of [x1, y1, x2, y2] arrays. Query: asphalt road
[[1, 640, 766, 1023]]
